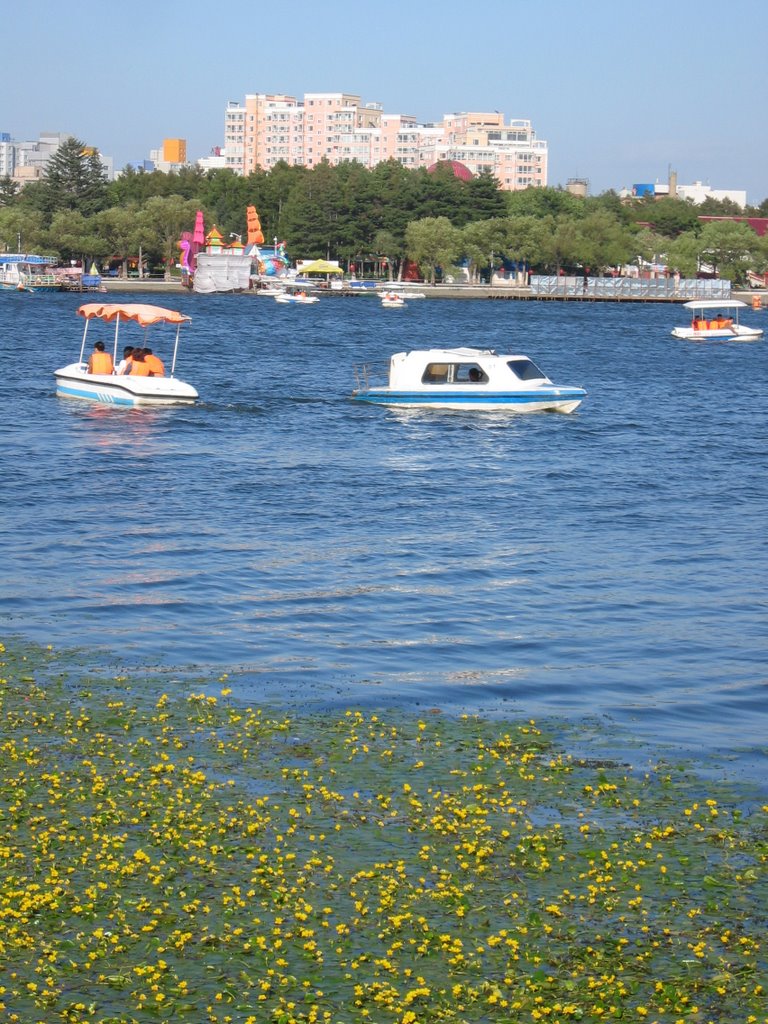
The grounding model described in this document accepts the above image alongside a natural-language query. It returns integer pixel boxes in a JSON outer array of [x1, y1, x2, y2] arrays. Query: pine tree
[[40, 137, 109, 217]]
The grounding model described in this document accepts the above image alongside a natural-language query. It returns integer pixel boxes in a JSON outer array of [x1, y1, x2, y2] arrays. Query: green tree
[[574, 210, 636, 273], [626, 196, 699, 238], [696, 220, 764, 283], [465, 170, 507, 222], [94, 205, 154, 277], [43, 209, 107, 265], [537, 214, 585, 274], [405, 216, 461, 284], [0, 176, 20, 207], [0, 207, 47, 253], [138, 196, 202, 279], [38, 138, 109, 216], [371, 229, 399, 280], [460, 219, 508, 283]]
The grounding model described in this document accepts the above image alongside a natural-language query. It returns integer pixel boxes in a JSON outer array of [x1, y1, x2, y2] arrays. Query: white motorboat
[[380, 291, 406, 308], [671, 300, 763, 341], [275, 290, 319, 305], [54, 303, 198, 407], [353, 347, 586, 412]]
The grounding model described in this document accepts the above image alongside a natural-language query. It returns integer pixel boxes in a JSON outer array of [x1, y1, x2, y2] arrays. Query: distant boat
[[671, 300, 763, 341], [0, 253, 62, 292]]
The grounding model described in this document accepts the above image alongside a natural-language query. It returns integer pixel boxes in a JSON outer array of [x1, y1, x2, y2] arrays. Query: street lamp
[[489, 250, 494, 287]]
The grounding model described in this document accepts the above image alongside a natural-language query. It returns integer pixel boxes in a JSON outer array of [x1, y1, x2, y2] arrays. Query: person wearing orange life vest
[[87, 340, 114, 375], [143, 348, 165, 376], [127, 349, 152, 376]]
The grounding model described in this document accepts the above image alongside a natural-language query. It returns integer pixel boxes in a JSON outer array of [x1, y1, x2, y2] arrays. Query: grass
[[1, 639, 766, 1024]]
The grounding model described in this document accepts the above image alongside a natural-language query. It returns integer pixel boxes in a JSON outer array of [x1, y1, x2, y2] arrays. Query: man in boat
[[115, 346, 134, 375], [127, 349, 152, 376], [87, 340, 114, 375], [143, 348, 165, 376]]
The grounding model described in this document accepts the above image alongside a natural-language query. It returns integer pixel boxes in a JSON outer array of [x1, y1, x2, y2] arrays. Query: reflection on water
[[1, 292, 767, 779]]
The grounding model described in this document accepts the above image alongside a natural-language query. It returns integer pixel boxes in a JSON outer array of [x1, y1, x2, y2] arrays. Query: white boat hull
[[671, 325, 763, 341], [55, 364, 198, 406], [275, 294, 319, 304], [355, 388, 585, 413]]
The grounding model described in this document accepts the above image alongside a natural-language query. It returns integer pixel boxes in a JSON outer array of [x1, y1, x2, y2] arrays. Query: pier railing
[[530, 276, 731, 300]]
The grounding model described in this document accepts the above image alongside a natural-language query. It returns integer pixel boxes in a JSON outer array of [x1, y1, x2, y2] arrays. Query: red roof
[[426, 160, 473, 182], [698, 216, 768, 237]]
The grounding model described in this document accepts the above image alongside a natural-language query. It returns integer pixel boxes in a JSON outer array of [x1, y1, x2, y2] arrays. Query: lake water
[[1, 289, 766, 778]]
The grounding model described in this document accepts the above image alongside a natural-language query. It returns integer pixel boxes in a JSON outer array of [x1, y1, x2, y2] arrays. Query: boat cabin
[[388, 348, 550, 389]]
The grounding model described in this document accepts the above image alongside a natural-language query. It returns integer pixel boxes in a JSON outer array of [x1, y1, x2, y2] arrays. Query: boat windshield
[[507, 358, 544, 381]]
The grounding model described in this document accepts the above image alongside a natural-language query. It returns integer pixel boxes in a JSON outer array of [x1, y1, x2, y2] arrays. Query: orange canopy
[[77, 303, 191, 326]]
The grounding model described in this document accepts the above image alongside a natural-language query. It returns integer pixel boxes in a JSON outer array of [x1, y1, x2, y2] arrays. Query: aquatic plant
[[0, 640, 766, 1023]]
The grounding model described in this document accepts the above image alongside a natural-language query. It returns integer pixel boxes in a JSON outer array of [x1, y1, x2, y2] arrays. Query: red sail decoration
[[246, 206, 264, 246]]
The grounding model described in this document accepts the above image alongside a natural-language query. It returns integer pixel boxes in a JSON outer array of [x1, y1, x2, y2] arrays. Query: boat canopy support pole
[[171, 324, 181, 377], [113, 315, 120, 365], [78, 319, 90, 366]]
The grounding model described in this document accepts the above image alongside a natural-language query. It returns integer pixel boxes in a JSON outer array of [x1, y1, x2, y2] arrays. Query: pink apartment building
[[223, 93, 547, 191]]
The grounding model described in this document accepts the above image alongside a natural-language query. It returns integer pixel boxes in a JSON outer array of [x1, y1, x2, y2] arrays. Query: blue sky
[[3, 0, 767, 203]]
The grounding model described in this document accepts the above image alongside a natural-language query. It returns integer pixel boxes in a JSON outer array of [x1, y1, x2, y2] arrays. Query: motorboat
[[671, 300, 763, 341], [353, 347, 586, 412], [376, 283, 426, 299], [54, 303, 198, 407], [0, 253, 62, 292], [380, 291, 406, 308], [275, 290, 319, 304]]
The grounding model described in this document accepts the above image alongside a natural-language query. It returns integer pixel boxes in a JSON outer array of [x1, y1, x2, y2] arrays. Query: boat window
[[454, 363, 487, 383], [422, 363, 451, 384], [421, 363, 489, 384], [507, 358, 544, 381]]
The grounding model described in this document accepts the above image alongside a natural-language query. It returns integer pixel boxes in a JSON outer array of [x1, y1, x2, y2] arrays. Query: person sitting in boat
[[87, 340, 114, 375], [143, 348, 165, 376], [127, 349, 153, 376], [468, 368, 483, 383], [714, 314, 733, 328], [115, 346, 134, 375]]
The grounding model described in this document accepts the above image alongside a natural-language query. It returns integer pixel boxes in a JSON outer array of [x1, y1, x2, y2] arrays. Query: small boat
[[275, 290, 319, 305], [380, 291, 406, 308], [376, 283, 426, 299], [54, 303, 198, 407], [353, 347, 586, 412], [671, 300, 763, 341], [0, 253, 62, 292]]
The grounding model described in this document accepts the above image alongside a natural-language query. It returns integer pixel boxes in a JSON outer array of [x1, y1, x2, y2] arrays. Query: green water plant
[[1, 640, 766, 1024]]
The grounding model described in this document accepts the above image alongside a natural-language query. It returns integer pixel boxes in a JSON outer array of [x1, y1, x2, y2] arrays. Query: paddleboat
[[353, 347, 586, 412], [275, 290, 319, 305], [54, 303, 198, 407], [380, 291, 406, 308], [671, 300, 763, 341]]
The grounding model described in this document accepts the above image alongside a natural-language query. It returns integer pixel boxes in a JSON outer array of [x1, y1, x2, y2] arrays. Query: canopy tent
[[77, 303, 191, 326], [300, 259, 344, 275]]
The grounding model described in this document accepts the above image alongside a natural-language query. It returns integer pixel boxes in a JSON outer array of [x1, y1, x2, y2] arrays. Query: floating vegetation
[[1, 640, 766, 1024]]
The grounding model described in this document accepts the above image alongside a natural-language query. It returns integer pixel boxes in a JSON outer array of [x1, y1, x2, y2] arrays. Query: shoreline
[[93, 278, 764, 304]]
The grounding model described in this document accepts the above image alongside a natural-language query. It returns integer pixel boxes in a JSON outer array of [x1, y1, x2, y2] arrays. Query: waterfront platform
[[99, 278, 764, 305]]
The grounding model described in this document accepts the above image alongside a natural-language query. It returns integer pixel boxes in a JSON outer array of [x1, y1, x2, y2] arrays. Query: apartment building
[[221, 93, 548, 190]]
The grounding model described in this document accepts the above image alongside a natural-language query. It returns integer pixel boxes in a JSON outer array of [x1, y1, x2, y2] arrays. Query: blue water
[[1, 290, 767, 774]]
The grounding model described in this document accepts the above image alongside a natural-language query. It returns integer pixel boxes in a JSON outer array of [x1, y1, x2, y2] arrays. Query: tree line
[[1, 137, 767, 283]]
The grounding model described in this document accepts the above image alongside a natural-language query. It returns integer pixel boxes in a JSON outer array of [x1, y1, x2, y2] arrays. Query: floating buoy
[[751, 294, 762, 311]]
